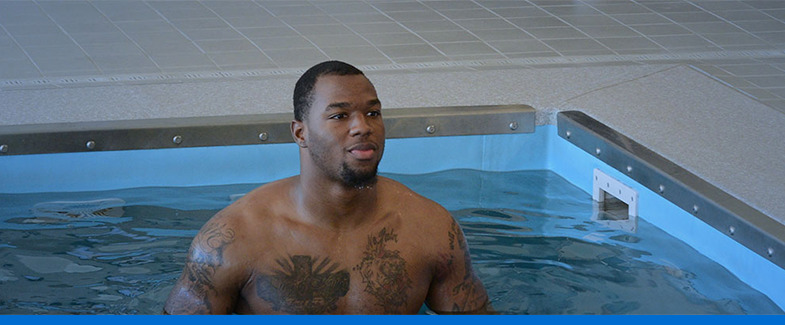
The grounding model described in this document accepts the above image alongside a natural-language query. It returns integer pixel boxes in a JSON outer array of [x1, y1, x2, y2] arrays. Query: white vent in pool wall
[[592, 169, 639, 232]]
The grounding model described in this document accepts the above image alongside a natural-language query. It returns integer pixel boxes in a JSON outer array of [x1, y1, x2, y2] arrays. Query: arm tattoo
[[180, 222, 235, 313], [353, 227, 413, 313], [448, 219, 488, 312], [255, 255, 349, 314]]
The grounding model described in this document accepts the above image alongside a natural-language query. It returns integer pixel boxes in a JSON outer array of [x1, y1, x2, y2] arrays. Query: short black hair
[[293, 60, 365, 121]]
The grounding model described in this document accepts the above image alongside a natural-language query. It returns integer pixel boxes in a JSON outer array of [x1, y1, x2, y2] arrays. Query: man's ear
[[291, 120, 307, 148]]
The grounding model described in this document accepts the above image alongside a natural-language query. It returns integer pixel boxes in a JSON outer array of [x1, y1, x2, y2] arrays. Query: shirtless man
[[163, 61, 491, 314]]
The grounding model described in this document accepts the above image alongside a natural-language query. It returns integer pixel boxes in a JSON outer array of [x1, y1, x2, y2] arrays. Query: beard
[[339, 161, 378, 189], [308, 141, 380, 189]]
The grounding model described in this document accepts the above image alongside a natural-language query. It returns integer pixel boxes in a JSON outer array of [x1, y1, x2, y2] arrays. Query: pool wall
[[0, 105, 536, 193], [1, 117, 784, 310], [544, 125, 785, 310]]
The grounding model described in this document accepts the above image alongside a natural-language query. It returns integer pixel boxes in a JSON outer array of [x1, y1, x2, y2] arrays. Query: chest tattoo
[[353, 227, 413, 313], [255, 255, 349, 314]]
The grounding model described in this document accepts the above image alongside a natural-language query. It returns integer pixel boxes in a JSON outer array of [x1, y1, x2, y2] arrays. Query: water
[[0, 169, 781, 314]]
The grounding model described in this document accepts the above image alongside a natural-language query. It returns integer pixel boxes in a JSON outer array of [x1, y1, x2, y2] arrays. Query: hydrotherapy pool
[[1, 107, 784, 314]]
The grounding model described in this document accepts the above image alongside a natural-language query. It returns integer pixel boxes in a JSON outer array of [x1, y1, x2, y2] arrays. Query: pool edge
[[556, 111, 785, 271]]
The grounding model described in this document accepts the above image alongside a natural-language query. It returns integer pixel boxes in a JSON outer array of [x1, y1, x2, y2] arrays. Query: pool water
[[0, 169, 781, 314]]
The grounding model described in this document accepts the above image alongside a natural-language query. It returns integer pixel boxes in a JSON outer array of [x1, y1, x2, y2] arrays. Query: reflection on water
[[395, 170, 783, 315], [0, 170, 782, 314], [0, 205, 214, 314], [458, 208, 749, 314]]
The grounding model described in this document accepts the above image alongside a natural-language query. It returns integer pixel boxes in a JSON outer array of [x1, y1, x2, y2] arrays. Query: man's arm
[[164, 218, 241, 314], [426, 217, 494, 314]]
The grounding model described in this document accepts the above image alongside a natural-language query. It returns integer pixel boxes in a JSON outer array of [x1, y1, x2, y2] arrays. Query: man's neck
[[294, 173, 380, 230]]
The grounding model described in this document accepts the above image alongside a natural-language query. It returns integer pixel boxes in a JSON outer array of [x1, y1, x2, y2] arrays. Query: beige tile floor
[[1, 0, 785, 113]]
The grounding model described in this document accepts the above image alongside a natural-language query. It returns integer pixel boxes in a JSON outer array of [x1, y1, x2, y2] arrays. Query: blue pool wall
[[543, 126, 785, 310], [1, 125, 783, 309], [0, 128, 551, 193]]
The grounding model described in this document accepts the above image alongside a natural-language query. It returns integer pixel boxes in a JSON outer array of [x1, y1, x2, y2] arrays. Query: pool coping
[[0, 105, 534, 155], [558, 110, 785, 271]]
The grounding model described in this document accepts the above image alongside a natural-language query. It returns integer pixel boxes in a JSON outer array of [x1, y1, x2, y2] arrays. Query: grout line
[[750, 4, 785, 25], [308, 0, 397, 65], [577, 0, 674, 53], [87, 0, 164, 73], [556, 64, 684, 106], [470, 0, 561, 57], [689, 63, 785, 114], [365, 0, 451, 61], [254, 1, 332, 65], [142, 1, 221, 71], [628, 0, 725, 50], [30, 0, 105, 79], [418, 1, 509, 60], [630, 0, 775, 52], [691, 63, 759, 99], [525, 0, 619, 56], [686, 0, 778, 49], [0, 23, 45, 80], [198, 0, 279, 69]]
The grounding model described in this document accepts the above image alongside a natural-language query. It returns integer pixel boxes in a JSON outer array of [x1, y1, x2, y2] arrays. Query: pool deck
[[1, 1, 784, 229]]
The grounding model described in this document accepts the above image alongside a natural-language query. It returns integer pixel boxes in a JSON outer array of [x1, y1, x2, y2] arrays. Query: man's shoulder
[[244, 176, 297, 200], [378, 176, 452, 219], [226, 176, 296, 214], [380, 176, 438, 202], [202, 177, 297, 234]]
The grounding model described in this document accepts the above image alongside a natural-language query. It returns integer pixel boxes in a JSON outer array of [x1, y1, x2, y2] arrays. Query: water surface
[[0, 169, 781, 314]]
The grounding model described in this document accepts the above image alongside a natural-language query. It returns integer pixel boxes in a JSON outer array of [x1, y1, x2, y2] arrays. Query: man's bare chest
[[235, 227, 433, 314]]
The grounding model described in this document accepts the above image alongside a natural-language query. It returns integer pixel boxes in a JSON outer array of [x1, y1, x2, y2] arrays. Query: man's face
[[302, 74, 385, 188]]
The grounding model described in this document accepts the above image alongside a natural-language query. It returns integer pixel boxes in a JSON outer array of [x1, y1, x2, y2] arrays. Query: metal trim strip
[[557, 110, 785, 270], [0, 105, 534, 156]]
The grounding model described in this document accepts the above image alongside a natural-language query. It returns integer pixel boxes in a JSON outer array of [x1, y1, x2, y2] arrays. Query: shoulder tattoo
[[180, 221, 236, 313], [448, 218, 488, 312], [255, 255, 350, 314], [353, 227, 413, 314]]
